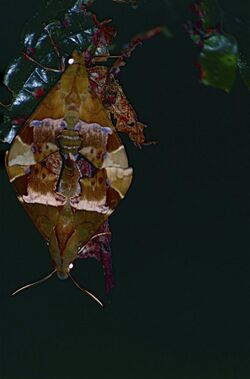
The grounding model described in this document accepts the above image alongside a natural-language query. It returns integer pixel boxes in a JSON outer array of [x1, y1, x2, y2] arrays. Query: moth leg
[[44, 26, 65, 72], [78, 221, 114, 293], [23, 54, 61, 73]]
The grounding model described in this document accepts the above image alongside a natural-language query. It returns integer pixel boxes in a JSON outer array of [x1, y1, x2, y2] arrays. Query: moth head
[[71, 50, 85, 65], [56, 263, 74, 280]]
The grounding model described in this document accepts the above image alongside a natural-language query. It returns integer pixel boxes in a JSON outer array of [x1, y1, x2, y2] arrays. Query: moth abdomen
[[57, 128, 82, 155]]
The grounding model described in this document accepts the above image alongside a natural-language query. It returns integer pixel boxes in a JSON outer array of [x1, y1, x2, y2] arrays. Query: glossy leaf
[[199, 33, 238, 92], [186, 0, 242, 92]]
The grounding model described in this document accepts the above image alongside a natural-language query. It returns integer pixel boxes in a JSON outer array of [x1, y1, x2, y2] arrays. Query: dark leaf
[[199, 33, 238, 92], [187, 0, 240, 92]]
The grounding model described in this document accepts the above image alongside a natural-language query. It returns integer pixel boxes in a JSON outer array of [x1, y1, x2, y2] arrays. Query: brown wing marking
[[30, 118, 63, 163], [70, 168, 108, 213], [70, 166, 132, 214], [77, 121, 112, 168], [75, 121, 133, 212], [23, 152, 66, 207], [7, 135, 37, 167], [5, 157, 28, 183], [106, 167, 133, 199], [7, 118, 64, 169], [102, 145, 129, 169]]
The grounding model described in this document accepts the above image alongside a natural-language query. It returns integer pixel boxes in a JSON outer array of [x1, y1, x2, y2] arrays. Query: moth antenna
[[23, 53, 61, 73], [77, 232, 111, 256], [68, 273, 104, 308], [90, 232, 111, 241], [11, 269, 56, 296]]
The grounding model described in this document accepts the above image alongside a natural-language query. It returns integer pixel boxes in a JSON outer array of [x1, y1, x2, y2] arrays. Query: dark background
[[0, 1, 250, 378]]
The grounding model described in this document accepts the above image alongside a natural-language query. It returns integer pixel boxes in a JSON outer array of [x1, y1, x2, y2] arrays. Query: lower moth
[[5, 51, 133, 306]]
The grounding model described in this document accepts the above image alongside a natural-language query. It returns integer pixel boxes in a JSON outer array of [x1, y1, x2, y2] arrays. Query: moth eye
[[68, 58, 74, 65]]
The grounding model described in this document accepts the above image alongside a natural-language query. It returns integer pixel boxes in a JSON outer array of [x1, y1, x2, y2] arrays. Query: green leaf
[[199, 33, 238, 92]]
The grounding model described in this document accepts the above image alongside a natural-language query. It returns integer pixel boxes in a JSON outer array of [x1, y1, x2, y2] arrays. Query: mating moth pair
[[2, 1, 159, 306]]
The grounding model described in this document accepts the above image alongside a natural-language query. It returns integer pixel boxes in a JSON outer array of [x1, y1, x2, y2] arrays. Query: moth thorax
[[57, 129, 82, 155], [64, 110, 79, 129]]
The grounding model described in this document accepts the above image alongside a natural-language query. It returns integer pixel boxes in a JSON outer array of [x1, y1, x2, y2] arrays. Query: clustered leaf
[[199, 33, 238, 93], [186, 0, 241, 93]]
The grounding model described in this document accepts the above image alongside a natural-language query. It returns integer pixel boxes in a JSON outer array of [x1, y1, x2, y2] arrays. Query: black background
[[0, 1, 250, 378]]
